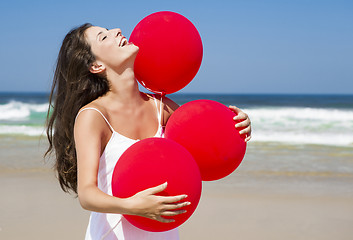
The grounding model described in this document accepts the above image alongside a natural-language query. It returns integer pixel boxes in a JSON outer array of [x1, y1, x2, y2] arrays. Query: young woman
[[46, 23, 252, 240]]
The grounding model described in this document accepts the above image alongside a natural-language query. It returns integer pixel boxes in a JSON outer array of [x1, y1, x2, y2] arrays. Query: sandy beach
[[1, 137, 353, 240]]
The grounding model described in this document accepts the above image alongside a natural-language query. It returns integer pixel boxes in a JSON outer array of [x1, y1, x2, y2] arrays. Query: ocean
[[1, 92, 353, 190], [1, 92, 352, 147]]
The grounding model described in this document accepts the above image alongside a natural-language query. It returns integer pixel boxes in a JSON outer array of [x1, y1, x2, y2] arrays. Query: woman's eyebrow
[[96, 28, 109, 40], [97, 28, 109, 38], [97, 31, 103, 40]]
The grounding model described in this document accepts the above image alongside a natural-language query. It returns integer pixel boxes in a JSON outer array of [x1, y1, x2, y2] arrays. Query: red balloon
[[165, 100, 247, 181], [129, 11, 203, 94], [111, 138, 202, 232]]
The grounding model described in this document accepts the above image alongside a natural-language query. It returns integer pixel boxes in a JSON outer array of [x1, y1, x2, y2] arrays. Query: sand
[[1, 138, 353, 239], [1, 171, 353, 240]]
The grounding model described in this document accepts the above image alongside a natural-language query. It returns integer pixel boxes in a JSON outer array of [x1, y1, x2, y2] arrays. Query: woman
[[46, 23, 251, 240]]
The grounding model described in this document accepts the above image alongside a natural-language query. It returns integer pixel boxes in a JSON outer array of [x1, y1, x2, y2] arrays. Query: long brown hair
[[45, 23, 110, 194]]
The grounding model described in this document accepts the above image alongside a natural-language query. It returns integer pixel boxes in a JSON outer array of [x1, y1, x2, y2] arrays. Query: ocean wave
[[245, 107, 353, 147], [0, 125, 45, 136], [252, 131, 353, 147], [0, 103, 352, 146], [0, 101, 48, 121], [245, 107, 353, 122]]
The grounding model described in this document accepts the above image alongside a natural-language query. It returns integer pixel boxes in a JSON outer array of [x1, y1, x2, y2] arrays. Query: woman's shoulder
[[75, 100, 109, 131], [77, 98, 109, 117], [74, 101, 111, 153]]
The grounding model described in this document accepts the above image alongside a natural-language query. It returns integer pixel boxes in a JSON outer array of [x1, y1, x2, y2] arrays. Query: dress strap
[[75, 107, 115, 133], [153, 95, 163, 128]]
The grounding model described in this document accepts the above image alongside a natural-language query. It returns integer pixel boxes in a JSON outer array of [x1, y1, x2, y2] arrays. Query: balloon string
[[160, 93, 164, 129], [160, 92, 165, 134]]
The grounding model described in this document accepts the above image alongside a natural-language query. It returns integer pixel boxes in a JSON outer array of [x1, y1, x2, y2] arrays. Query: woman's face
[[85, 26, 139, 71]]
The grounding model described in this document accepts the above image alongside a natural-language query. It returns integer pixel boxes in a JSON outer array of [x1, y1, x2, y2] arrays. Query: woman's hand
[[229, 105, 252, 142], [126, 182, 190, 223]]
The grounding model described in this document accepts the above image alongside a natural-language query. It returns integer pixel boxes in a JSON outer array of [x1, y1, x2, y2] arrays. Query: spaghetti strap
[[153, 95, 163, 128], [76, 107, 115, 133]]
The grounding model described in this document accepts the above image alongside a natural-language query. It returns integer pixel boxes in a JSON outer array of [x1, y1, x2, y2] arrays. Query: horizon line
[[0, 91, 353, 96]]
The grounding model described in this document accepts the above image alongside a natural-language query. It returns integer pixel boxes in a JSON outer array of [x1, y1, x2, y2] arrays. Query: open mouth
[[119, 38, 128, 47]]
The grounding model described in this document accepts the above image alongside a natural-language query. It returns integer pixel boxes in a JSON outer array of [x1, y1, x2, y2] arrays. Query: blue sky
[[0, 0, 352, 94]]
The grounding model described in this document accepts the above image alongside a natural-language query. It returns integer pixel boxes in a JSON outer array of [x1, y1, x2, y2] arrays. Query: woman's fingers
[[240, 126, 252, 142], [229, 105, 249, 121], [239, 125, 251, 135], [131, 183, 191, 222], [162, 200, 191, 210], [154, 209, 188, 223], [154, 209, 187, 222], [144, 184, 189, 205], [161, 210, 187, 217], [151, 203, 188, 222], [160, 194, 188, 204], [235, 118, 250, 128], [147, 201, 189, 222], [228, 105, 241, 114], [229, 105, 252, 142], [154, 216, 175, 223], [144, 182, 168, 195], [233, 111, 248, 121]]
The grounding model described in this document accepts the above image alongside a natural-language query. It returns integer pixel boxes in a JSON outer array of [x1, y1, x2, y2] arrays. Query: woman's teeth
[[120, 38, 128, 47]]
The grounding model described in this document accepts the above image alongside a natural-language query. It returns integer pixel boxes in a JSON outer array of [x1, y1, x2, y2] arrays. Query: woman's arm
[[74, 110, 189, 223]]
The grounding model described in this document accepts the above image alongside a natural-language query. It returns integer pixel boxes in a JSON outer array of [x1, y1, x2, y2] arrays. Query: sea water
[[1, 92, 353, 189], [1, 93, 352, 147]]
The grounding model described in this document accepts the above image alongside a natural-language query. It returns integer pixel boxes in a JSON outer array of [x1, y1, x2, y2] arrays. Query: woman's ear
[[90, 62, 106, 74]]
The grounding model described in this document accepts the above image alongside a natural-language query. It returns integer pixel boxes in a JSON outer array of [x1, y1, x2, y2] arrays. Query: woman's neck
[[103, 67, 145, 107]]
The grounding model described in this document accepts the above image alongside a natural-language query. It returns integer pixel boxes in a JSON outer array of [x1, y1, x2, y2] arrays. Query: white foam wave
[[0, 101, 48, 120], [244, 107, 353, 147], [246, 107, 353, 122], [0, 125, 45, 136], [252, 131, 353, 147], [1, 104, 352, 146]]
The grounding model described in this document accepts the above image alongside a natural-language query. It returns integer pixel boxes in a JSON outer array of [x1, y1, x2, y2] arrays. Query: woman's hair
[[45, 23, 110, 194]]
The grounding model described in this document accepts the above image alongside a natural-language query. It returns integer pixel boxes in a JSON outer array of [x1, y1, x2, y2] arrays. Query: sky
[[0, 0, 352, 94]]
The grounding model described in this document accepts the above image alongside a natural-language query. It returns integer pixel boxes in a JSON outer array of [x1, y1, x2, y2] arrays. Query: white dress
[[76, 96, 179, 240]]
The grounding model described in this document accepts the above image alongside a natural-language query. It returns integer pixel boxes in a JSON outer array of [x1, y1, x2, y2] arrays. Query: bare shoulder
[[74, 100, 108, 136]]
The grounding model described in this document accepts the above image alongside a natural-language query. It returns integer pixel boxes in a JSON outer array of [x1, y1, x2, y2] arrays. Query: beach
[[1, 93, 353, 239], [1, 137, 353, 240]]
